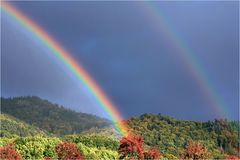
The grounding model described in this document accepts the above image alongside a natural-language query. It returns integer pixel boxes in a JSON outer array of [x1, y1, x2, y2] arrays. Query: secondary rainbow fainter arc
[[140, 2, 232, 119], [1, 2, 128, 136]]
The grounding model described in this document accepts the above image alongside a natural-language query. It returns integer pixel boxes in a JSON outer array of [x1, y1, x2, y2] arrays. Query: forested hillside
[[127, 113, 239, 158], [0, 97, 239, 159], [0, 113, 47, 137], [1, 96, 111, 136]]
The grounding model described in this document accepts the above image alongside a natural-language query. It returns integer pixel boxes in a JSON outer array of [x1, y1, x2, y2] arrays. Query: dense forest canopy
[[1, 96, 111, 136], [0, 96, 239, 159], [127, 113, 239, 157]]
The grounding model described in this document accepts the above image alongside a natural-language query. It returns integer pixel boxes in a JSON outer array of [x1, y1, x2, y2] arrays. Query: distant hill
[[0, 113, 47, 137], [127, 113, 239, 157], [80, 126, 122, 140], [1, 96, 111, 136]]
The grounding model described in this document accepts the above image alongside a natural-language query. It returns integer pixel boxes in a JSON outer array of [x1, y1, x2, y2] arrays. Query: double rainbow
[[1, 2, 128, 136], [1, 1, 233, 134]]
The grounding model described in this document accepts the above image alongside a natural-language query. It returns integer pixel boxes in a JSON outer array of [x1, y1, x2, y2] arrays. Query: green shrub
[[77, 142, 118, 160], [65, 135, 119, 150], [0, 137, 16, 147], [15, 136, 61, 159], [44, 138, 61, 158], [162, 153, 178, 160]]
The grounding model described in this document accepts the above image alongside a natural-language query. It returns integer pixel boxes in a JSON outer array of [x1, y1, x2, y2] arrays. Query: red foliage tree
[[181, 140, 210, 159], [225, 155, 240, 160], [144, 147, 161, 160], [118, 134, 144, 159], [55, 142, 84, 160], [0, 145, 22, 160]]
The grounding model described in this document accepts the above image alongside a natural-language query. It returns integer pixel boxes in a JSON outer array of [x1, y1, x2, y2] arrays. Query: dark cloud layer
[[1, 1, 239, 120]]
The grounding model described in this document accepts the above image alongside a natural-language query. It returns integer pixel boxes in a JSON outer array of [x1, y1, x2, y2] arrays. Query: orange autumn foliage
[[181, 140, 210, 159]]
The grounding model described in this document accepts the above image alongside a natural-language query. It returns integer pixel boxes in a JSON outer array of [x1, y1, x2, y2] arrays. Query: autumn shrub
[[143, 147, 161, 160], [225, 155, 240, 160], [55, 142, 84, 160], [118, 134, 144, 159], [15, 136, 61, 159], [181, 140, 210, 159], [0, 145, 22, 160]]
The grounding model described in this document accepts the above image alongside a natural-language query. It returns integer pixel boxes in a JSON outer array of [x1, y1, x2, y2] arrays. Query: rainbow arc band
[[1, 2, 127, 136], [141, 2, 230, 119]]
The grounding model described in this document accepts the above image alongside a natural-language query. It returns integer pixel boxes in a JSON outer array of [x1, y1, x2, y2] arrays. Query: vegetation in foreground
[[0, 96, 239, 159], [0, 134, 239, 160]]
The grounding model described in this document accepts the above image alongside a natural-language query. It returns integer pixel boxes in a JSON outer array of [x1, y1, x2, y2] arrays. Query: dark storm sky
[[1, 1, 239, 120]]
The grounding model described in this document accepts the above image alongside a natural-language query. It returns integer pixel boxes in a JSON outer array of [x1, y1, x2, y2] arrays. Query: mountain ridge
[[1, 96, 111, 136]]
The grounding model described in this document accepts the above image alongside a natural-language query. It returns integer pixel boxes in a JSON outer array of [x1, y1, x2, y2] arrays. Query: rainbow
[[141, 2, 232, 119], [1, 2, 128, 135]]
